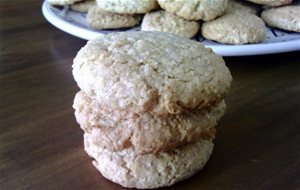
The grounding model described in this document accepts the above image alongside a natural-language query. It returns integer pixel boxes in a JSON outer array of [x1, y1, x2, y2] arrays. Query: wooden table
[[1, 1, 300, 189]]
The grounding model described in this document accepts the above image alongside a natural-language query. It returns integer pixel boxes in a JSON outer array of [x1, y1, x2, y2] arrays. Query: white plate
[[42, 1, 300, 56]]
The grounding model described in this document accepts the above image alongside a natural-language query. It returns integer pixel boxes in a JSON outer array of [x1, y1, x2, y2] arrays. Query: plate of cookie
[[42, 0, 300, 56]]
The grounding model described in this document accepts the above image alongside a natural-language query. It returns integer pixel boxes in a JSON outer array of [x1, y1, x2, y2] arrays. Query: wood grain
[[1, 1, 300, 189]]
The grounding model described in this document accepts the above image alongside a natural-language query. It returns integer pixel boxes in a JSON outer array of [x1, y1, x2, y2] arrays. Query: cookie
[[227, 0, 260, 14], [141, 10, 200, 38], [246, 0, 293, 7], [96, 0, 158, 14], [71, 0, 96, 13], [84, 133, 214, 189], [201, 10, 266, 44], [157, 0, 228, 21], [87, 7, 141, 30], [261, 5, 300, 32], [72, 32, 232, 115], [73, 91, 225, 154], [47, 0, 81, 6]]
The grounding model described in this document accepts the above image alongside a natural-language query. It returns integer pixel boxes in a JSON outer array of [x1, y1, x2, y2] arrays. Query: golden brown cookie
[[73, 91, 225, 154], [71, 0, 96, 13], [141, 10, 200, 38], [72, 32, 232, 115], [246, 0, 292, 7], [87, 7, 141, 30], [84, 133, 214, 189], [261, 5, 300, 32], [96, 0, 158, 14], [157, 0, 228, 21], [201, 7, 266, 44]]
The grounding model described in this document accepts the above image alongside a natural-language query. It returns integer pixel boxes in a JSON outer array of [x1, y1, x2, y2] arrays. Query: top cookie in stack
[[72, 31, 232, 189], [72, 31, 232, 116]]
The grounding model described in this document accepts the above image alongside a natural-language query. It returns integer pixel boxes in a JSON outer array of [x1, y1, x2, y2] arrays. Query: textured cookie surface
[[47, 0, 81, 6], [227, 0, 259, 14], [87, 7, 141, 30], [261, 5, 300, 32], [141, 10, 200, 38], [202, 11, 266, 44], [96, 0, 158, 14], [84, 133, 214, 189], [73, 91, 225, 154], [72, 32, 232, 115], [71, 0, 96, 13], [246, 0, 292, 7], [157, 0, 228, 21]]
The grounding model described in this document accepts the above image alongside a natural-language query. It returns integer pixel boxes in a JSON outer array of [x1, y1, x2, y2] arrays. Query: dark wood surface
[[1, 1, 300, 189]]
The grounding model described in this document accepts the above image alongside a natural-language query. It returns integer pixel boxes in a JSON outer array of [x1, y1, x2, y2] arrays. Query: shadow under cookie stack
[[72, 31, 232, 189]]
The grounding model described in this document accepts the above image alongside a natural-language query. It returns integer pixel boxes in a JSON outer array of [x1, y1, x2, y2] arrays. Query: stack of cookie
[[72, 31, 232, 189]]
